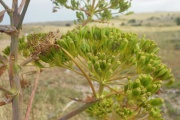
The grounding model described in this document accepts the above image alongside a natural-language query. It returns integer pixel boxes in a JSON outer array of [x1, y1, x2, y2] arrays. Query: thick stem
[[12, 0, 19, 26], [1, 1, 30, 120], [0, 0, 10, 12], [81, 18, 91, 27], [0, 25, 17, 34], [18, 0, 26, 13], [9, 34, 22, 120], [17, 0, 30, 30]]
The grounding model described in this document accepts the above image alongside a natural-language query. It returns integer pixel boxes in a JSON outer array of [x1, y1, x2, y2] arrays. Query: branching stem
[[0, 0, 10, 12], [24, 68, 40, 120], [0, 85, 14, 95], [58, 92, 124, 120], [17, 0, 30, 30], [20, 57, 36, 67], [0, 25, 17, 34], [58, 99, 98, 120], [18, 0, 26, 13], [61, 48, 97, 98]]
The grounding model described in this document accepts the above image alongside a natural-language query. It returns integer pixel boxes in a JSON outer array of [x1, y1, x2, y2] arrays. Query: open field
[[0, 12, 180, 120]]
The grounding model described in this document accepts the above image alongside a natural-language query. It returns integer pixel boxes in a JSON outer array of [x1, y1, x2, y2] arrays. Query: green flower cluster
[[86, 98, 113, 118], [55, 26, 173, 84], [115, 107, 134, 119], [57, 27, 139, 81], [136, 51, 174, 85], [2, 26, 174, 119], [86, 96, 136, 119], [124, 74, 164, 120]]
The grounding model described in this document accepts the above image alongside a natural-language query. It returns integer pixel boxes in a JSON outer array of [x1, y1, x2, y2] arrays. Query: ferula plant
[[0, 0, 174, 120], [3, 26, 174, 119]]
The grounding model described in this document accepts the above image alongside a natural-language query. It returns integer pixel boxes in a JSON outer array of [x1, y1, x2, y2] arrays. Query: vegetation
[[0, 0, 177, 120], [175, 17, 180, 25]]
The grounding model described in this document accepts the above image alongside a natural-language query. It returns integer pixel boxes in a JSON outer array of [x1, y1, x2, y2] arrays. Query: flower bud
[[147, 84, 157, 93], [132, 79, 141, 89], [148, 98, 164, 106], [119, 38, 128, 50], [132, 87, 141, 96], [156, 68, 168, 78], [58, 40, 68, 50]]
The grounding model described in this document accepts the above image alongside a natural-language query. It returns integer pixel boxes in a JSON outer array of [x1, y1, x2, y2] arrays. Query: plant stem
[[24, 68, 40, 120], [17, 0, 30, 30], [12, 0, 19, 25], [0, 25, 17, 34], [5, 0, 30, 119], [58, 100, 98, 120], [9, 3, 21, 120], [61, 48, 97, 98], [59, 91, 124, 120], [91, 0, 96, 9], [18, 0, 26, 13], [0, 85, 14, 95], [81, 18, 91, 27], [103, 84, 119, 93], [98, 83, 104, 97], [9, 34, 22, 120], [0, 0, 10, 12], [20, 57, 35, 67]]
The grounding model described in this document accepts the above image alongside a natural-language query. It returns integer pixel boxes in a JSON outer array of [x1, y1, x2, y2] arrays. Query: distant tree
[[128, 19, 136, 23], [65, 23, 71, 27], [175, 17, 180, 25], [121, 22, 125, 26]]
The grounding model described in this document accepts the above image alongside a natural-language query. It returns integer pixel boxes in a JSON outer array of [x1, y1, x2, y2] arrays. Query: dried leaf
[[20, 79, 30, 88], [0, 101, 6, 106], [0, 65, 6, 77], [0, 54, 8, 64], [4, 94, 13, 103], [84, 95, 96, 103], [0, 10, 6, 23], [0, 53, 7, 76]]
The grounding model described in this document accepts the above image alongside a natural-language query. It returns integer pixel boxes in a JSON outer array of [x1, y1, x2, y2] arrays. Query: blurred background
[[0, 0, 180, 120]]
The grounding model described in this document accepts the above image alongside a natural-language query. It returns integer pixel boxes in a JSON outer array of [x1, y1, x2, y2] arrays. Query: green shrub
[[175, 17, 180, 25]]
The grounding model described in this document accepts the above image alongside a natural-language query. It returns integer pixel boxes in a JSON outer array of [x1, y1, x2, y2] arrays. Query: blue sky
[[1, 0, 180, 24]]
